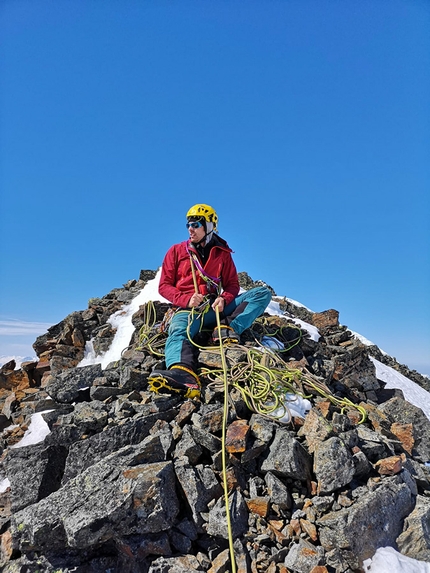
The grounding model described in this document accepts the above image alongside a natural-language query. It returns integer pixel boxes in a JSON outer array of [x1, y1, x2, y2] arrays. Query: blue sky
[[1, 0, 429, 374]]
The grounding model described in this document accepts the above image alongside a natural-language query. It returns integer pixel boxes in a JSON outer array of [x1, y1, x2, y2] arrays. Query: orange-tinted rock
[[297, 408, 332, 453], [0, 360, 15, 372], [176, 400, 199, 426], [225, 466, 242, 493], [374, 455, 404, 475], [226, 419, 250, 453], [311, 309, 339, 331], [268, 519, 284, 531], [0, 368, 31, 391], [391, 422, 414, 455], [246, 496, 269, 517], [315, 400, 331, 419], [269, 525, 289, 546], [0, 530, 13, 563], [300, 518, 318, 541], [207, 548, 229, 573], [72, 328, 86, 347], [290, 518, 302, 536]]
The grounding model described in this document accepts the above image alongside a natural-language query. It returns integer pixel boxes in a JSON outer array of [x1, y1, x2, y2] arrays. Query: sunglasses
[[186, 221, 203, 229]]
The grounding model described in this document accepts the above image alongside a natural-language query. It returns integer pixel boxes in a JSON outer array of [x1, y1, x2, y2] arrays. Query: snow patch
[[363, 546, 430, 573], [371, 357, 430, 422], [78, 269, 169, 369], [265, 299, 320, 342], [10, 411, 54, 449], [0, 477, 10, 494], [0, 355, 37, 369]]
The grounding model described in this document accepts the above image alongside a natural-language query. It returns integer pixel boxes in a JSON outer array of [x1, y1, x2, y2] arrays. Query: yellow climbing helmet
[[186, 204, 218, 231]]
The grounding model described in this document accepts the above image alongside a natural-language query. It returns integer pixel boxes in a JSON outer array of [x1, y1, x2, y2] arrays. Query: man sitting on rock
[[148, 203, 272, 399]]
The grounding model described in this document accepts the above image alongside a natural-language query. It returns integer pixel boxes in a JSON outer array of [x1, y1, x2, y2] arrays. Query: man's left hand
[[212, 297, 225, 312]]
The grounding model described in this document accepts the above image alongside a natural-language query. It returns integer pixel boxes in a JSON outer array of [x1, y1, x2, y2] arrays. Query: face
[[187, 221, 206, 243]]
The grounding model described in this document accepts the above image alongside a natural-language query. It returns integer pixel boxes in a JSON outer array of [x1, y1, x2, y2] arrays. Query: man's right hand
[[189, 293, 205, 308]]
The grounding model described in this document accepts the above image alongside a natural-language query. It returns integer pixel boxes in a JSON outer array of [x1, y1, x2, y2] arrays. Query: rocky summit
[[0, 270, 429, 573]]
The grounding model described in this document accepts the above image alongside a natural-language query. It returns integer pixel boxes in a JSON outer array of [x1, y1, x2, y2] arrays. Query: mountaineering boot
[[212, 324, 240, 344], [148, 365, 201, 399]]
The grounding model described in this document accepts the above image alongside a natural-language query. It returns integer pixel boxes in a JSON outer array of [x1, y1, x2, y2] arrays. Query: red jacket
[[159, 236, 240, 309]]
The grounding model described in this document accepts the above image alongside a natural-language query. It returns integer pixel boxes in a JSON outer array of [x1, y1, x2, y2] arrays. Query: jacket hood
[[188, 234, 233, 253]]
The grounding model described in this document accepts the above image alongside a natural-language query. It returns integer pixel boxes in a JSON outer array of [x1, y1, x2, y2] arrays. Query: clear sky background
[[1, 0, 429, 374]]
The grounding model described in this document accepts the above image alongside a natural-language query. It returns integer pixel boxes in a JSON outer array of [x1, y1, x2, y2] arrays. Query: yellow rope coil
[[138, 300, 368, 424]]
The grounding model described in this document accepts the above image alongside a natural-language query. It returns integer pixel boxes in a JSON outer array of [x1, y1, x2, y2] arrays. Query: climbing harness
[[186, 242, 222, 298]]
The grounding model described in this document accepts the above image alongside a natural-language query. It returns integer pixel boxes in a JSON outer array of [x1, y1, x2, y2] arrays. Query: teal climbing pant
[[164, 286, 272, 369]]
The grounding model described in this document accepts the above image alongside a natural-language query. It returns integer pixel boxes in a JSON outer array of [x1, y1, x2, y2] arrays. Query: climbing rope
[[201, 342, 367, 424], [133, 300, 168, 358], [215, 306, 237, 573], [252, 315, 303, 355], [135, 299, 367, 424], [190, 254, 236, 572]]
